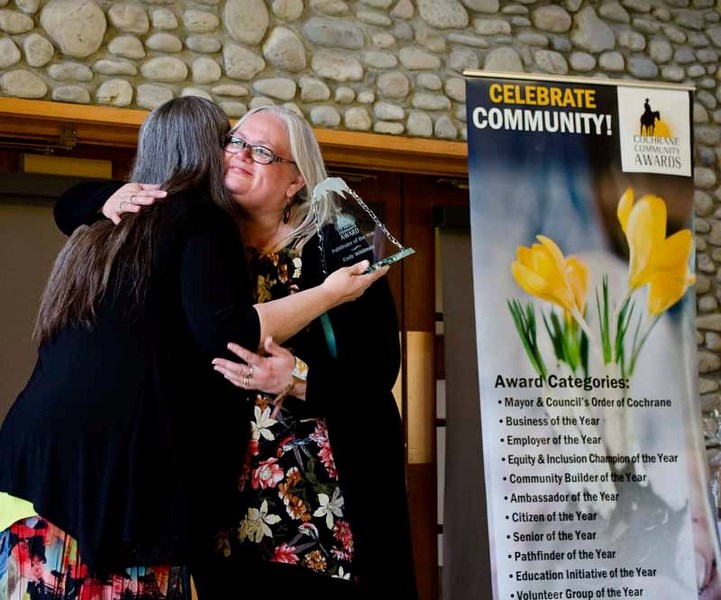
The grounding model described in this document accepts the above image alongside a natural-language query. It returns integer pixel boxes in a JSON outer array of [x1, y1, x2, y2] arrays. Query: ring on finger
[[130, 194, 137, 204], [247, 365, 254, 380]]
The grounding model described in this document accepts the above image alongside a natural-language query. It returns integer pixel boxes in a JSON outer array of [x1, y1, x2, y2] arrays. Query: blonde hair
[[231, 105, 339, 251]]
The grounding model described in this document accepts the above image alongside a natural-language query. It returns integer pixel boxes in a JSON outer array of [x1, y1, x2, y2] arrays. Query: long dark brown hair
[[34, 96, 237, 343]]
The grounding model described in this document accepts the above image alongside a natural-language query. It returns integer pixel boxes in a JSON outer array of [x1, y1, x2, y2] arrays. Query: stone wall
[[2, 0, 721, 496]]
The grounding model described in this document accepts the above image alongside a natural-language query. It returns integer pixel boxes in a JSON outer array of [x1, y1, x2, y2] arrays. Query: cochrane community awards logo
[[618, 86, 690, 176], [633, 97, 680, 170]]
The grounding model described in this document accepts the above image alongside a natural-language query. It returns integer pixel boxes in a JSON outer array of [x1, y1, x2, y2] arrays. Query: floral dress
[[214, 248, 356, 583]]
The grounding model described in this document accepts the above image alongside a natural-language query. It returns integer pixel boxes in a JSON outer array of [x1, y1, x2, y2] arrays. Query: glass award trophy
[[310, 177, 415, 276]]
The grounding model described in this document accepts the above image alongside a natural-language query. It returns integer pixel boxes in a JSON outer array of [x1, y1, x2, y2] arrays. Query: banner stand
[[457, 71, 721, 600]]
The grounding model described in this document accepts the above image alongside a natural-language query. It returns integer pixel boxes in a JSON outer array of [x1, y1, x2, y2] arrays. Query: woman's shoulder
[[154, 195, 241, 255], [164, 194, 235, 229]]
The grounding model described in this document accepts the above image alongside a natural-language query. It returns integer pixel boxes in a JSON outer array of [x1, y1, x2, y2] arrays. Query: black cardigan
[[298, 232, 419, 599], [0, 194, 259, 571], [50, 181, 419, 599]]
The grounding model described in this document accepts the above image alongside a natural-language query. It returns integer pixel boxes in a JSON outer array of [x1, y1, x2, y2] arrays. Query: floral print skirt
[[0, 516, 189, 600], [215, 395, 356, 584]]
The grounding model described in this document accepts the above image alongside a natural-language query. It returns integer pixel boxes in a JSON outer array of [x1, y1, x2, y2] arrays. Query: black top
[[193, 205, 418, 599], [298, 231, 419, 599], [0, 192, 259, 571]]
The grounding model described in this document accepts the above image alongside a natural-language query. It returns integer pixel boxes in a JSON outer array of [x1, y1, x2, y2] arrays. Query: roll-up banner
[[463, 71, 721, 599]]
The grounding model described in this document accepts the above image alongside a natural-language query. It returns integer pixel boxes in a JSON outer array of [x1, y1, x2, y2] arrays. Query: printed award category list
[[488, 383, 696, 600]]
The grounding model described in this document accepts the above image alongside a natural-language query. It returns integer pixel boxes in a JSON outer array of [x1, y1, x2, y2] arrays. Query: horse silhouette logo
[[640, 98, 660, 136]]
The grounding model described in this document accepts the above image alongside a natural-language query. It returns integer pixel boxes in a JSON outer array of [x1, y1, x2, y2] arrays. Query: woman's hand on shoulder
[[322, 260, 389, 308], [102, 183, 167, 224]]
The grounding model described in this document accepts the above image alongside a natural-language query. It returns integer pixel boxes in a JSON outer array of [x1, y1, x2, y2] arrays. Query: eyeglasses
[[223, 135, 295, 165]]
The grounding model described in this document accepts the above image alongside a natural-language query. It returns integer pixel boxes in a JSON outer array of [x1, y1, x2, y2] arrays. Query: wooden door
[[401, 174, 470, 600], [328, 171, 472, 600]]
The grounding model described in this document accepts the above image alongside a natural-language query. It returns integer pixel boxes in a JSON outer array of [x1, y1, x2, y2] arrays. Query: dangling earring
[[282, 200, 292, 224]]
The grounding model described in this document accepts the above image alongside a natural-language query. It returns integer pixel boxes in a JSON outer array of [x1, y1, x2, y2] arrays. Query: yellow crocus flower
[[566, 256, 590, 315], [646, 231, 696, 315], [616, 187, 635, 235], [511, 235, 589, 316], [617, 187, 696, 315]]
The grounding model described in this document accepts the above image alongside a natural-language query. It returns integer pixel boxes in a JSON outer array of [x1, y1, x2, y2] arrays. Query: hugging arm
[[55, 180, 167, 230], [180, 217, 261, 357], [254, 260, 385, 345], [54, 180, 124, 234], [181, 213, 386, 362], [54, 182, 259, 358]]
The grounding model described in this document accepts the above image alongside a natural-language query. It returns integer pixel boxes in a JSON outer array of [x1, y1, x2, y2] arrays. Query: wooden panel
[[406, 331, 435, 465], [316, 128, 468, 176], [402, 177, 436, 332], [0, 98, 469, 176], [0, 145, 135, 181], [401, 175, 471, 600], [0, 149, 19, 173], [408, 462, 438, 600], [401, 177, 438, 600], [0, 98, 145, 148], [22, 154, 112, 179]]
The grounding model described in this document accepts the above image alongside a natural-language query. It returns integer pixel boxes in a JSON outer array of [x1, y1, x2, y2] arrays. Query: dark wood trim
[[408, 463, 439, 600], [0, 98, 145, 148], [402, 177, 438, 600], [0, 98, 469, 176], [315, 128, 468, 176]]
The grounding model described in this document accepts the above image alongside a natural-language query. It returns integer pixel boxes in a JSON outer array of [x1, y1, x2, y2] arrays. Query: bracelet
[[292, 356, 309, 382]]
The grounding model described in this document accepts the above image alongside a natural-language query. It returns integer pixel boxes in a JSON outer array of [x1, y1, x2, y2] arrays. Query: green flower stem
[[627, 314, 660, 379], [595, 277, 612, 364], [568, 306, 604, 367], [508, 299, 548, 380], [612, 289, 632, 326]]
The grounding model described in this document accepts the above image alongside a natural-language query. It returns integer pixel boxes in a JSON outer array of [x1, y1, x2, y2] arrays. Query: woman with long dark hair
[[0, 97, 384, 600]]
